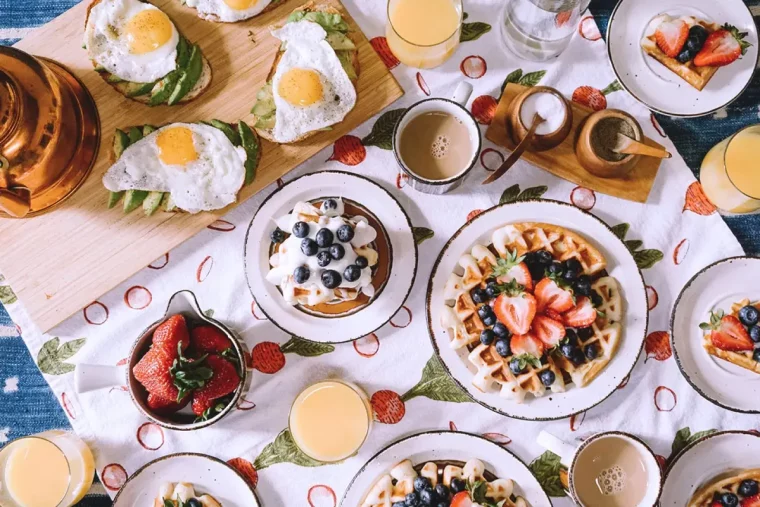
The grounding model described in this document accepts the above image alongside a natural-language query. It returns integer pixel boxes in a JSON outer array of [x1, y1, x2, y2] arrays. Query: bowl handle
[[75, 364, 127, 393]]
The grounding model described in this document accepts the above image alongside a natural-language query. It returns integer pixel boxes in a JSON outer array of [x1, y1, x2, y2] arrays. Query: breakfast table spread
[[0, 0, 759, 506]]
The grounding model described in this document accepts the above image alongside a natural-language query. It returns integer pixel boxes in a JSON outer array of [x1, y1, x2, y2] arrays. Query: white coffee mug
[[537, 430, 663, 507], [392, 82, 481, 195]]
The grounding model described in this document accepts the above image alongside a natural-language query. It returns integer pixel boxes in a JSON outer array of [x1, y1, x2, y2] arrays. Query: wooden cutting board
[[486, 83, 664, 203], [1, 0, 403, 333]]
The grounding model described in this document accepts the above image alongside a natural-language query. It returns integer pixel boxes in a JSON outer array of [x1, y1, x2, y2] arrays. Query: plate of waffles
[[245, 170, 417, 343], [660, 430, 760, 507], [607, 0, 758, 117], [427, 199, 648, 420], [341, 430, 551, 507], [671, 256, 760, 413]]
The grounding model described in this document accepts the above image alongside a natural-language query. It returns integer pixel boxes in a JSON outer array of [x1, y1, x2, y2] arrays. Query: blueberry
[[739, 305, 760, 327], [750, 326, 760, 343], [293, 266, 310, 284], [560, 343, 575, 358], [344, 264, 361, 282], [301, 238, 318, 256], [577, 326, 594, 340], [315, 228, 334, 248], [591, 291, 604, 307], [322, 198, 338, 210], [570, 348, 586, 365], [690, 24, 709, 43], [186, 500, 201, 507], [509, 357, 525, 375], [434, 503, 447, 507], [329, 243, 345, 260], [565, 328, 578, 344], [676, 48, 694, 63], [434, 484, 450, 501], [685, 35, 703, 53], [405, 492, 420, 507], [321, 270, 342, 289], [477, 305, 493, 320], [337, 224, 355, 243], [536, 250, 553, 265], [754, 349, 760, 362], [584, 344, 598, 360], [392, 503, 406, 507], [565, 258, 582, 273], [413, 477, 431, 492], [493, 322, 510, 338], [419, 487, 437, 505], [292, 221, 310, 238], [495, 338, 511, 358], [480, 329, 495, 346], [471, 288, 487, 304], [547, 262, 564, 276], [720, 493, 739, 507], [270, 228, 286, 243], [482, 314, 497, 327], [528, 263, 546, 281], [316, 251, 332, 267], [573, 275, 592, 297], [563, 269, 579, 282], [539, 369, 556, 387], [355, 256, 369, 269], [485, 284, 500, 298], [739, 480, 759, 497], [450, 478, 466, 493]]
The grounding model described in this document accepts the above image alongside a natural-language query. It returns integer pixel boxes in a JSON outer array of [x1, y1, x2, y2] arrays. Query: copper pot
[[0, 46, 99, 218]]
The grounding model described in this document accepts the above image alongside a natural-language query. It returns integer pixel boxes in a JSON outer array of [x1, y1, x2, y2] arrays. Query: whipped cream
[[266, 199, 379, 306], [644, 14, 699, 38]]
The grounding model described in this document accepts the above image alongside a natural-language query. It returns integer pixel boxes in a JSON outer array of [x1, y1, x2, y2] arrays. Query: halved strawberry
[[532, 315, 566, 348], [655, 18, 689, 58], [492, 250, 534, 291], [511, 332, 546, 358], [493, 283, 537, 336], [694, 24, 753, 67], [543, 308, 563, 322], [451, 491, 473, 507], [741, 493, 760, 507], [710, 315, 754, 352], [563, 297, 597, 327], [534, 278, 574, 313]]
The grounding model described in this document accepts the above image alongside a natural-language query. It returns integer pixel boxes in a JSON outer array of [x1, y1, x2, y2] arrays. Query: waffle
[[702, 299, 760, 374], [640, 17, 721, 91], [688, 469, 760, 507], [361, 458, 527, 507]]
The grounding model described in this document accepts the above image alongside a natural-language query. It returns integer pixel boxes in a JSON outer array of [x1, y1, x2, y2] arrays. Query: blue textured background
[[0, 1, 757, 504]]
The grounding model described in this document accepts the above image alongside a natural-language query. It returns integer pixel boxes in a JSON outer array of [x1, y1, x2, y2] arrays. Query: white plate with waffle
[[340, 431, 551, 507], [607, 0, 758, 117], [660, 431, 760, 507], [427, 199, 648, 420], [245, 170, 417, 343]]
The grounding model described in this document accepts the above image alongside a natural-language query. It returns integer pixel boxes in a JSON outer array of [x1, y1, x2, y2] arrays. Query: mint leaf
[[670, 427, 691, 458], [460, 21, 491, 42], [529, 451, 567, 497], [518, 70, 546, 87], [280, 337, 334, 357], [361, 108, 407, 150], [500, 184, 521, 204], [633, 249, 664, 269], [610, 223, 629, 240], [402, 356, 471, 403], [412, 227, 434, 245]]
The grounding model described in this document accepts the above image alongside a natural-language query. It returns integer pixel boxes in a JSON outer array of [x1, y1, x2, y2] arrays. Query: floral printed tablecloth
[[1, 1, 760, 506]]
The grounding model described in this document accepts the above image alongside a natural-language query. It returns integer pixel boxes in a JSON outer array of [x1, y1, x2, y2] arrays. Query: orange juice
[[700, 124, 760, 213], [289, 380, 372, 462], [386, 0, 462, 68]]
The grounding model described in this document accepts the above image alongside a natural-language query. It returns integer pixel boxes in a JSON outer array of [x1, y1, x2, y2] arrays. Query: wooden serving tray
[[1, 0, 403, 333], [485, 83, 663, 204]]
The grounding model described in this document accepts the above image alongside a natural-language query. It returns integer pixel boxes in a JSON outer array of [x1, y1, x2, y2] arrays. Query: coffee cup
[[392, 82, 481, 194], [537, 430, 663, 507]]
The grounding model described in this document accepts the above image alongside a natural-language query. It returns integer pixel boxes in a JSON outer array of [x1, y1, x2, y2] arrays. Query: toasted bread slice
[[254, 1, 360, 143], [85, 0, 212, 104], [179, 0, 282, 22]]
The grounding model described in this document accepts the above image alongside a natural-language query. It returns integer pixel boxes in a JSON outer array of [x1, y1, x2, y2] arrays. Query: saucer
[[671, 256, 760, 413], [340, 430, 551, 507], [244, 170, 417, 343], [607, 0, 758, 117], [112, 453, 259, 506]]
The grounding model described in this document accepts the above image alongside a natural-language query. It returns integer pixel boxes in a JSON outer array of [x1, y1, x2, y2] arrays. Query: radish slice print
[[354, 333, 380, 357], [250, 301, 268, 321], [102, 464, 127, 490], [148, 253, 169, 270], [61, 392, 76, 419], [371, 390, 405, 424], [327, 135, 366, 166], [654, 386, 676, 411], [207, 220, 236, 232], [483, 432, 512, 445], [449, 421, 458, 431], [236, 397, 256, 411], [655, 455, 667, 472], [579, 16, 601, 41], [570, 411, 586, 431], [369, 37, 400, 69], [646, 285, 658, 310], [83, 301, 109, 325], [570, 186, 596, 210], [196, 255, 214, 283], [460, 55, 487, 79], [396, 172, 409, 189], [124, 286, 152, 310], [136, 422, 164, 451], [416, 72, 431, 96], [673, 239, 690, 265], [480, 148, 504, 172], [227, 458, 258, 489], [471, 95, 498, 125], [276, 178, 284, 188], [617, 374, 630, 389], [390, 306, 412, 328], [467, 209, 483, 221], [308, 485, 337, 507], [650, 113, 667, 138], [645, 332, 672, 362]]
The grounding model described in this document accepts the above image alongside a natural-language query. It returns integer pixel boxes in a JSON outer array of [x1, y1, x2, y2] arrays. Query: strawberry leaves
[[501, 68, 547, 95], [500, 184, 548, 204], [491, 249, 524, 278], [170, 342, 213, 402], [195, 393, 233, 422], [700, 309, 724, 331], [460, 15, 492, 42], [514, 353, 541, 369]]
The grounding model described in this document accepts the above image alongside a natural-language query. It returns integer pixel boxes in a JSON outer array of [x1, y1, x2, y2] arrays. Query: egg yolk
[[125, 9, 173, 55], [278, 68, 324, 107], [223, 0, 258, 9], [157, 127, 198, 166]]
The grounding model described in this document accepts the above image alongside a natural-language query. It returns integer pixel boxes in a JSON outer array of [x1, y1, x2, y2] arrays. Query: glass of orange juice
[[289, 380, 372, 463], [386, 0, 463, 69], [700, 124, 760, 214], [0, 430, 95, 507]]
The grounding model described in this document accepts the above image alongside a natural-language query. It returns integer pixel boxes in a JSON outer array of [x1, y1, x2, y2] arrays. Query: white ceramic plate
[[245, 170, 417, 343], [340, 430, 551, 507], [671, 256, 760, 413], [426, 199, 648, 420], [661, 431, 760, 506], [607, 0, 758, 117], [112, 453, 259, 506]]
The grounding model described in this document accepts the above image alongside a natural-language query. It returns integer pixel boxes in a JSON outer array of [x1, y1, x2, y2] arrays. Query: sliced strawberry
[[741, 494, 760, 507], [710, 315, 754, 351], [694, 24, 753, 67], [511, 333, 546, 358], [532, 315, 566, 348], [496, 262, 534, 291], [451, 491, 473, 507], [563, 297, 597, 327], [543, 308, 563, 322], [494, 292, 537, 336], [534, 278, 574, 313], [655, 18, 689, 58]]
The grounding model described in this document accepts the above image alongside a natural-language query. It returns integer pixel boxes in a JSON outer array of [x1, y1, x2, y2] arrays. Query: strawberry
[[543, 308, 563, 322], [694, 24, 753, 67], [492, 250, 534, 290], [532, 314, 566, 348], [535, 277, 574, 313], [655, 18, 689, 58], [133, 349, 179, 402], [152, 314, 190, 360], [451, 491, 473, 507], [191, 355, 240, 416], [147, 392, 189, 415], [511, 333, 546, 358], [563, 297, 597, 327], [702, 313, 754, 352], [190, 325, 232, 355], [493, 281, 537, 335], [741, 494, 760, 507]]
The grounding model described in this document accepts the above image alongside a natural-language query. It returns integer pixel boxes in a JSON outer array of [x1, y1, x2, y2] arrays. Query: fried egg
[[183, 0, 273, 22], [270, 21, 357, 143], [102, 123, 247, 213], [85, 0, 179, 83]]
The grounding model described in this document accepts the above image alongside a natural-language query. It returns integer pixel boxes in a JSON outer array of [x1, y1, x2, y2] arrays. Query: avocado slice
[[252, 98, 275, 117], [147, 38, 190, 107], [94, 64, 106, 73], [142, 125, 157, 136], [107, 191, 125, 209], [207, 119, 241, 146], [113, 129, 130, 158], [336, 51, 357, 80], [326, 32, 355, 50], [238, 121, 259, 186], [164, 194, 177, 212], [123, 81, 155, 97], [106, 73, 124, 84], [167, 44, 202, 106], [128, 126, 143, 144], [123, 190, 149, 214], [143, 191, 165, 216], [254, 112, 275, 130]]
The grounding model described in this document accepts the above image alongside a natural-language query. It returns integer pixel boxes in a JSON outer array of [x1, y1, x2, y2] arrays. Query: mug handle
[[537, 430, 576, 466], [75, 364, 127, 393], [451, 82, 473, 107]]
